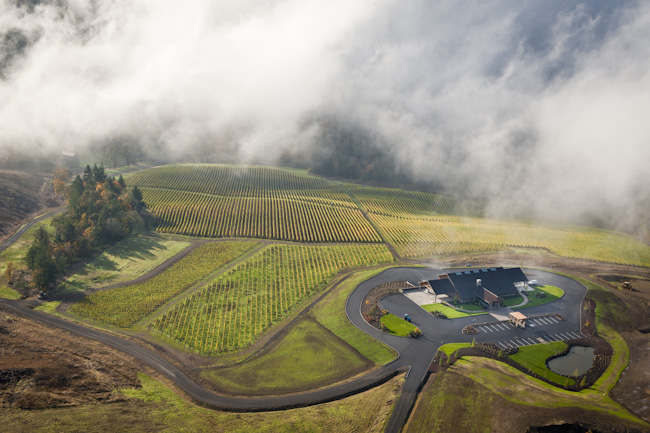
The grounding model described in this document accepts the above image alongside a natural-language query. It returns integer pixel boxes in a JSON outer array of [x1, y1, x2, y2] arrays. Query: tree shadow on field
[[106, 235, 166, 262]]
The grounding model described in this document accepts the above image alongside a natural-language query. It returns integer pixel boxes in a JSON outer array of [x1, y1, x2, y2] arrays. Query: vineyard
[[128, 164, 380, 243], [124, 164, 650, 267], [346, 184, 458, 217], [150, 244, 393, 353], [369, 214, 650, 266], [69, 241, 259, 327]]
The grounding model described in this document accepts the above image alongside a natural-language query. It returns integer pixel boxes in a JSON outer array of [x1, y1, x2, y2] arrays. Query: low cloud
[[0, 0, 648, 231]]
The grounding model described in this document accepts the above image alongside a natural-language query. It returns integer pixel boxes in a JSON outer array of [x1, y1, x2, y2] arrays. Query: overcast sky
[[1, 0, 648, 230]]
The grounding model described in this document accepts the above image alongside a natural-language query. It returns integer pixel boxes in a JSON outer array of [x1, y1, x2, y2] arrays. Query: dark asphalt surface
[[0, 241, 586, 432], [344, 267, 587, 433]]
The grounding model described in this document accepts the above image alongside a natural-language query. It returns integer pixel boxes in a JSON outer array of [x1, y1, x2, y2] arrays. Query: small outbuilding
[[509, 311, 528, 328]]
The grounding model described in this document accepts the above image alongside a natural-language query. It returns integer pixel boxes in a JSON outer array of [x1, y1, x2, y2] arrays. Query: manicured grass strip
[[380, 313, 418, 336], [202, 319, 369, 395], [508, 342, 574, 386], [69, 241, 258, 327], [512, 285, 563, 310], [438, 342, 472, 358], [61, 234, 190, 292], [421, 303, 487, 318], [311, 267, 398, 365], [152, 244, 393, 353]]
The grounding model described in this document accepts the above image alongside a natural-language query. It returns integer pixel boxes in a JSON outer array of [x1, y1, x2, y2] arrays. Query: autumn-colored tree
[[53, 166, 71, 197]]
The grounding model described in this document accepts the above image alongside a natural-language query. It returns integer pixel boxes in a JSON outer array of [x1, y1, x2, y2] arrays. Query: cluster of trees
[[101, 141, 143, 168], [7, 164, 148, 294]]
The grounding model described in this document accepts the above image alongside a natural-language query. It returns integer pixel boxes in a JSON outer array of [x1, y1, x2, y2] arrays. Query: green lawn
[[201, 319, 370, 395], [311, 267, 398, 365], [421, 303, 487, 318], [438, 342, 472, 358], [502, 295, 524, 307], [458, 303, 487, 311], [60, 234, 190, 292], [380, 313, 418, 336], [512, 285, 563, 310], [508, 342, 574, 386]]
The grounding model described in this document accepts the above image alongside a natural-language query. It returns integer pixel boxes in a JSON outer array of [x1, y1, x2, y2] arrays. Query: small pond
[[547, 346, 595, 376]]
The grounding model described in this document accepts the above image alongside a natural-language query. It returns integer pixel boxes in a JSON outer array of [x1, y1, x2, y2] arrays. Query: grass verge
[[0, 286, 20, 300], [201, 318, 369, 395], [311, 266, 398, 365]]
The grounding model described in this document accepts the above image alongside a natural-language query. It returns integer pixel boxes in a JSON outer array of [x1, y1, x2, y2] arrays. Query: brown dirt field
[[0, 311, 141, 409]]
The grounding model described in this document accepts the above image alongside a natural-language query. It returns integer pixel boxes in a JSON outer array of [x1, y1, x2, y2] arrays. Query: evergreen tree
[[82, 164, 93, 187], [92, 163, 107, 184]]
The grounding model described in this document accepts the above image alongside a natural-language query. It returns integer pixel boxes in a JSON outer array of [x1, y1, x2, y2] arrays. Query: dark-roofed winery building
[[426, 267, 528, 308]]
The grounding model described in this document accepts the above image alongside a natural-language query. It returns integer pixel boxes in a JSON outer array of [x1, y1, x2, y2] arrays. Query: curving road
[[0, 207, 66, 254], [343, 267, 588, 433], [0, 256, 586, 432]]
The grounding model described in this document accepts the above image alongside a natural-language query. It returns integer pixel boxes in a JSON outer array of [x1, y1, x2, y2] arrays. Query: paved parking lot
[[494, 330, 583, 349], [474, 315, 563, 334]]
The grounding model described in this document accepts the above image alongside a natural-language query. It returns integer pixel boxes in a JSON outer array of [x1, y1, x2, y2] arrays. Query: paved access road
[[344, 267, 587, 433], [0, 265, 586, 433]]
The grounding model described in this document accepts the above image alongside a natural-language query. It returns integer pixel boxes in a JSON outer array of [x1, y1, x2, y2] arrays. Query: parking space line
[[525, 338, 536, 345], [560, 332, 572, 340], [482, 326, 492, 333], [489, 325, 501, 332], [498, 342, 508, 349], [549, 317, 558, 323], [570, 332, 582, 339]]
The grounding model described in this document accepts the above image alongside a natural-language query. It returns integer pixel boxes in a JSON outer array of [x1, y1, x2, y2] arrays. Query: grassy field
[[508, 342, 574, 386], [310, 267, 398, 365], [69, 241, 259, 327], [202, 319, 370, 395], [513, 285, 564, 310], [405, 372, 495, 433], [60, 234, 190, 291], [1, 372, 403, 433], [421, 303, 488, 318], [151, 244, 393, 353], [380, 313, 418, 336], [451, 357, 644, 426]]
